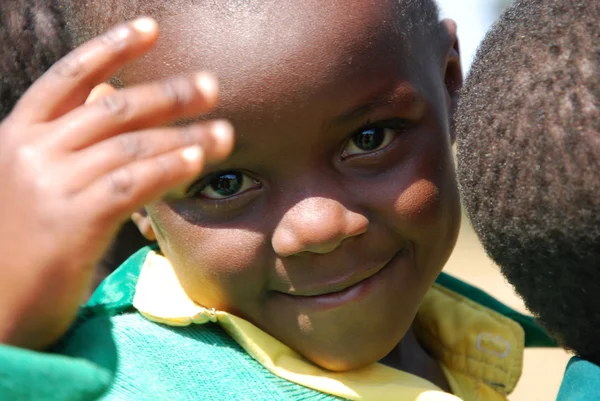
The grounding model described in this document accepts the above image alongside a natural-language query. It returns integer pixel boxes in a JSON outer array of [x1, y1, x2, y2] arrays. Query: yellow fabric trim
[[133, 250, 522, 401], [439, 365, 464, 400], [415, 284, 525, 400], [221, 315, 460, 401]]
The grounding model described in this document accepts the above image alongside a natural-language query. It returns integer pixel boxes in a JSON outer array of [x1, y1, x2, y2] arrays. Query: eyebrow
[[331, 82, 422, 125]]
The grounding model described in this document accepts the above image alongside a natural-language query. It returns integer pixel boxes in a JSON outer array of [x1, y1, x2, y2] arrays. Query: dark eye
[[343, 127, 395, 157], [187, 171, 260, 200]]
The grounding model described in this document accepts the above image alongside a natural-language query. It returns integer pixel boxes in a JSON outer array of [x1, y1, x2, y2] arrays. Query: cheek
[[147, 203, 270, 314], [394, 178, 443, 224], [373, 142, 460, 270], [377, 142, 458, 226]]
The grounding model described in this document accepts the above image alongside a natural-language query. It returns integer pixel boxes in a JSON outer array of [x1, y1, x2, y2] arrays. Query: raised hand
[[0, 18, 233, 350]]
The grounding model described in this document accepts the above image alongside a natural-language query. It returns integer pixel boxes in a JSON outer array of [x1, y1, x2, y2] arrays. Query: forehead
[[121, 0, 436, 110]]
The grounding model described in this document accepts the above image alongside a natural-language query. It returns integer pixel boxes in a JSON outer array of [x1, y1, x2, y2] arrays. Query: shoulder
[[557, 357, 600, 401], [59, 248, 331, 400], [56, 244, 255, 398], [83, 245, 155, 319]]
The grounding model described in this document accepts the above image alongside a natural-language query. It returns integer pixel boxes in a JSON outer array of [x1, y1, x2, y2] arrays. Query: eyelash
[[341, 119, 411, 159], [185, 119, 412, 201], [186, 171, 261, 201]]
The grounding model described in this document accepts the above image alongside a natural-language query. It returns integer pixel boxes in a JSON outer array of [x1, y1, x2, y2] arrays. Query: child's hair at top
[[0, 0, 71, 118], [1, 0, 152, 276], [57, 0, 442, 78], [456, 0, 600, 362]]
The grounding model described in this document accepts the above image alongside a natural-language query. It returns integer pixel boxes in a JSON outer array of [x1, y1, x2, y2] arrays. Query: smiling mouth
[[280, 249, 406, 298], [296, 272, 378, 298]]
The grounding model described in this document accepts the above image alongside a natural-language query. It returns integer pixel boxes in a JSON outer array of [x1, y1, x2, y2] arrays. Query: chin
[[307, 342, 400, 372], [297, 323, 410, 372], [263, 258, 423, 372]]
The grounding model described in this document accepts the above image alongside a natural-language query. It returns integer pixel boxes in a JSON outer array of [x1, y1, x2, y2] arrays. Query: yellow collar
[[414, 281, 524, 400], [132, 250, 523, 401]]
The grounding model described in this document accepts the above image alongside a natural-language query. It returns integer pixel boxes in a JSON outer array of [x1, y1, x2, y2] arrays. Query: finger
[[11, 18, 159, 123], [82, 146, 205, 226], [51, 73, 219, 151], [63, 120, 234, 193], [86, 83, 117, 104]]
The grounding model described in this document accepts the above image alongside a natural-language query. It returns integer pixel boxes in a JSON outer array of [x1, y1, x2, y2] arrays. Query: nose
[[272, 196, 369, 257]]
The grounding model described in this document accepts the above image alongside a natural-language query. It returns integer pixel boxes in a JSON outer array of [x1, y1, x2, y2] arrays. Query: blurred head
[[457, 0, 600, 364], [64, 0, 462, 370], [0, 1, 70, 118]]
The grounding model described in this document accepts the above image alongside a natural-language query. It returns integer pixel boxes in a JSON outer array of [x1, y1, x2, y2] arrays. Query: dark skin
[[0, 0, 461, 392], [134, 0, 461, 383], [0, 19, 234, 349]]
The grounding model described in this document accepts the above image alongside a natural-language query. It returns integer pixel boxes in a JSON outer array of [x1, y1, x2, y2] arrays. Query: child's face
[[127, 0, 462, 371]]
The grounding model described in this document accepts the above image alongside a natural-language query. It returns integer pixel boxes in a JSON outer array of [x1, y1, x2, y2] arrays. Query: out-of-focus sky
[[436, 0, 512, 72]]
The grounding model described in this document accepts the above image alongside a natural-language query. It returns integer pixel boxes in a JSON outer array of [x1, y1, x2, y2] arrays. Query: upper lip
[[278, 252, 400, 297]]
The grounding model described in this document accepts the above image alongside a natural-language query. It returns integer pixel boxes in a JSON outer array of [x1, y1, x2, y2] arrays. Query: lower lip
[[280, 252, 402, 312]]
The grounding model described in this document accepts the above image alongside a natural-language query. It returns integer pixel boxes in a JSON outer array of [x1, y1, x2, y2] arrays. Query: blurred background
[[435, 1, 571, 400], [437, 0, 512, 71]]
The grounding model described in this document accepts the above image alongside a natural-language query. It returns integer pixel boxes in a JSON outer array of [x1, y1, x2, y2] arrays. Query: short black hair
[[55, 0, 442, 91], [58, 0, 442, 55], [456, 0, 600, 363]]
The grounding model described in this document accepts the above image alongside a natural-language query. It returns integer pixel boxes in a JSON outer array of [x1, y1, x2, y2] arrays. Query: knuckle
[[109, 167, 135, 196], [52, 53, 83, 79], [162, 77, 196, 111], [176, 125, 199, 147], [154, 156, 172, 182], [99, 93, 129, 117], [32, 173, 58, 198], [154, 154, 184, 188], [14, 144, 42, 169], [117, 134, 146, 159], [13, 146, 63, 197]]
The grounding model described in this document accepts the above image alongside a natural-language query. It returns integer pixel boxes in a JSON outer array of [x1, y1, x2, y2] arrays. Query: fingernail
[[132, 17, 157, 33], [211, 120, 234, 147], [181, 146, 202, 163], [195, 73, 218, 100]]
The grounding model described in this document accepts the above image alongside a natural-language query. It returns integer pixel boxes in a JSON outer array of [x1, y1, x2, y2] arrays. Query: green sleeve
[[0, 301, 119, 400], [0, 344, 112, 401], [0, 247, 150, 401], [556, 357, 600, 401]]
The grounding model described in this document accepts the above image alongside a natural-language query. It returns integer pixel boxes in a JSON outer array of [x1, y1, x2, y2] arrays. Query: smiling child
[[0, 1, 552, 400]]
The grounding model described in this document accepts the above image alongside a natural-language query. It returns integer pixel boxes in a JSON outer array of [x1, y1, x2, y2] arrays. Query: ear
[[86, 83, 117, 104], [131, 209, 157, 241], [440, 19, 463, 144]]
